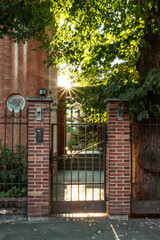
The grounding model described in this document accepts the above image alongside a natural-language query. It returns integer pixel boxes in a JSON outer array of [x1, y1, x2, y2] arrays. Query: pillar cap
[[26, 97, 53, 102], [104, 98, 128, 103]]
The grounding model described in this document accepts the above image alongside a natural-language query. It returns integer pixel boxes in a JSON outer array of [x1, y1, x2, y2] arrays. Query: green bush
[[66, 127, 98, 152], [0, 144, 27, 198]]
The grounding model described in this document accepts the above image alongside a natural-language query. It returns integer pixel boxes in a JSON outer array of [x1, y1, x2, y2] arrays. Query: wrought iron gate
[[50, 108, 106, 214], [131, 119, 160, 215]]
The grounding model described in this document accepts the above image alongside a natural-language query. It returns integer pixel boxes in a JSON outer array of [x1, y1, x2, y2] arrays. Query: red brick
[[106, 100, 131, 216], [28, 100, 50, 217]]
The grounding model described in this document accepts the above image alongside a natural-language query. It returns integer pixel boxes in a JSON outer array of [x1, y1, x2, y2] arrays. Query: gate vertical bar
[[149, 120, 152, 200], [156, 119, 159, 200], [11, 110, 14, 190], [56, 110, 58, 201], [18, 109, 22, 190], [104, 124, 107, 203], [4, 108, 7, 193], [63, 109, 66, 201], [92, 111, 94, 201], [71, 108, 73, 201], [26, 108, 29, 214], [4, 108, 7, 146], [99, 124, 102, 200], [85, 110, 87, 201], [78, 110, 80, 201], [142, 124, 144, 201], [130, 124, 133, 210], [99, 114, 102, 200], [50, 123, 53, 212]]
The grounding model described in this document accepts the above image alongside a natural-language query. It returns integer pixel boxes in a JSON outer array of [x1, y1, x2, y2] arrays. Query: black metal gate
[[131, 119, 160, 215], [50, 108, 106, 214]]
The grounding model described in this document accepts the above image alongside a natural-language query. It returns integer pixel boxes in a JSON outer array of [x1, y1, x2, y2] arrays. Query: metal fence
[[50, 107, 107, 213], [0, 109, 28, 198], [131, 119, 160, 214]]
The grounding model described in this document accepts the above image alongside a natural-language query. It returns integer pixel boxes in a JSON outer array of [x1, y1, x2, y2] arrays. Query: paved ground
[[0, 216, 160, 240], [53, 170, 104, 201]]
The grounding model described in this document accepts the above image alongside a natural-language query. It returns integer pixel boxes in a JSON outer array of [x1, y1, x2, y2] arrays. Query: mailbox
[[36, 128, 44, 143]]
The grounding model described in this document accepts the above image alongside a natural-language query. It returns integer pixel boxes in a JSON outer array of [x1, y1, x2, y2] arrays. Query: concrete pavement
[[0, 217, 160, 240]]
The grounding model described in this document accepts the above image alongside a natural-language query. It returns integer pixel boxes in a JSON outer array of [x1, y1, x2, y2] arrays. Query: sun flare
[[57, 71, 81, 99], [58, 73, 71, 89]]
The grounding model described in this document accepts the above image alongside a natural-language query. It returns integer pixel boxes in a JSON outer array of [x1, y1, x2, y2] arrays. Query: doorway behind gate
[[50, 107, 107, 214]]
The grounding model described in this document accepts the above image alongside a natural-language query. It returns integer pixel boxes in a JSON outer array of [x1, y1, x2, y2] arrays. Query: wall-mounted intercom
[[36, 128, 44, 143]]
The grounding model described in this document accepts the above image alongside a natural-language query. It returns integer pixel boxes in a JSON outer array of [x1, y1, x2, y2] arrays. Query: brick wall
[[27, 98, 51, 217], [0, 37, 57, 106], [106, 99, 131, 216]]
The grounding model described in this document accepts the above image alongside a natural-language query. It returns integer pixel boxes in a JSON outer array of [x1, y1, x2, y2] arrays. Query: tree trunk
[[136, 0, 160, 78], [137, 33, 160, 78]]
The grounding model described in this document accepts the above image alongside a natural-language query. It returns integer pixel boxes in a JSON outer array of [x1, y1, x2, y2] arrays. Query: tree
[[0, 0, 54, 42], [48, 0, 160, 121], [1, 0, 160, 120]]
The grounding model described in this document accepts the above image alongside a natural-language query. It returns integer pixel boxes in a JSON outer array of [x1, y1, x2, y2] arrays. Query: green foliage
[[119, 67, 160, 121], [48, 0, 160, 121], [0, 0, 55, 42], [66, 109, 99, 151], [86, 141, 98, 151], [64, 94, 107, 123], [0, 186, 27, 198], [67, 128, 80, 150], [67, 126, 98, 152], [0, 144, 27, 198], [1, 0, 160, 120]]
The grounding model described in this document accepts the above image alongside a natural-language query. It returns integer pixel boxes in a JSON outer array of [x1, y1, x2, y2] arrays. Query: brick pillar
[[106, 98, 131, 219], [27, 97, 52, 217]]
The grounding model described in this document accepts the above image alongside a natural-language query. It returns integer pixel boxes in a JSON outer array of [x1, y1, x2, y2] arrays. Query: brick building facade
[[0, 36, 57, 110]]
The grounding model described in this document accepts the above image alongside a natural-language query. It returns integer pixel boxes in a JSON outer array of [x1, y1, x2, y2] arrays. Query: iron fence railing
[[0, 109, 28, 198], [131, 118, 160, 214]]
